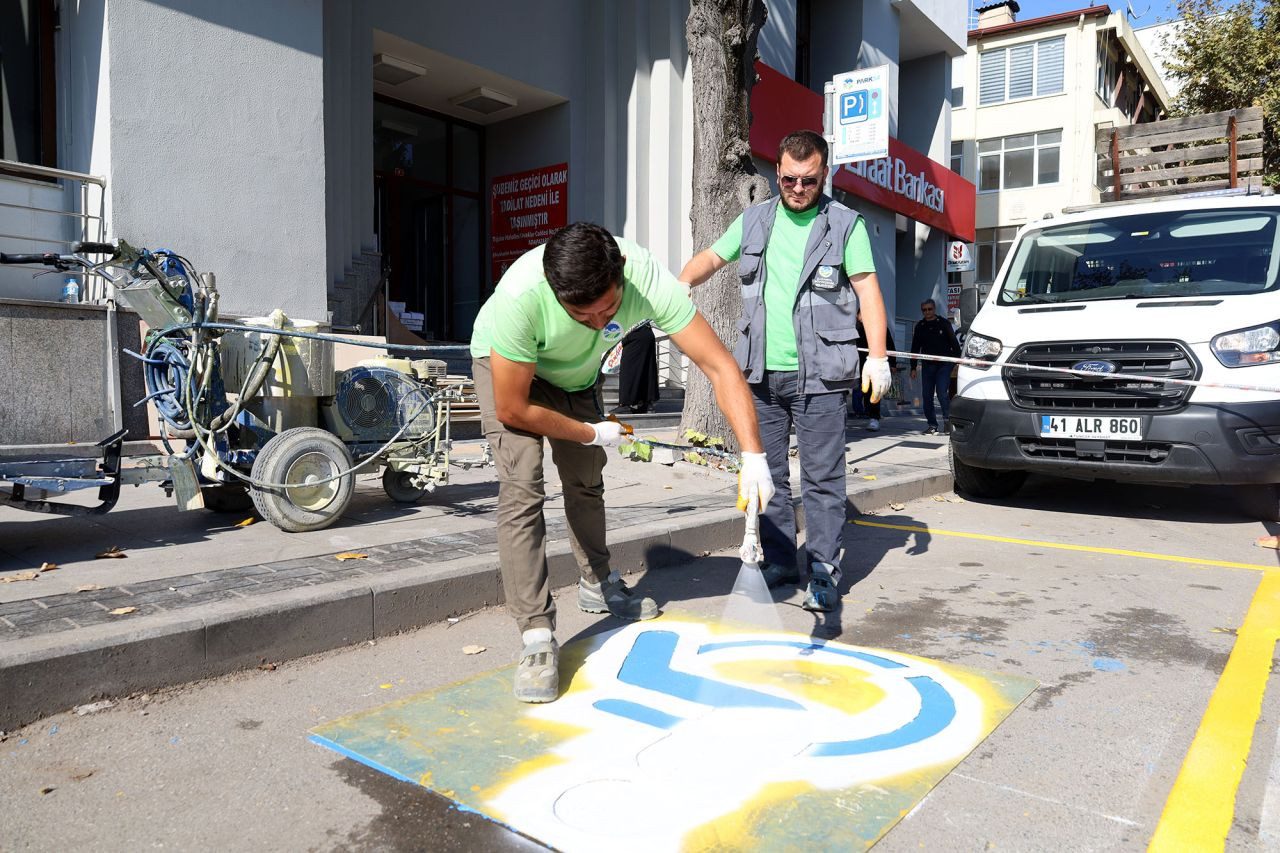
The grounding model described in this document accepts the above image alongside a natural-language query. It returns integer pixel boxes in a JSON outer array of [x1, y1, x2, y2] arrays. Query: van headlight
[[963, 332, 1003, 370], [1211, 321, 1280, 367]]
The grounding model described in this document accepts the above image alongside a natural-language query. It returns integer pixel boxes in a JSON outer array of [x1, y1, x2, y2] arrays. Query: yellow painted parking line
[[851, 520, 1280, 573], [1149, 571, 1280, 851]]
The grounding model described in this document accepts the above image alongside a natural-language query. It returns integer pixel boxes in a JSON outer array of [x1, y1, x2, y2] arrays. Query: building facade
[[2, 0, 967, 354], [951, 2, 1170, 299]]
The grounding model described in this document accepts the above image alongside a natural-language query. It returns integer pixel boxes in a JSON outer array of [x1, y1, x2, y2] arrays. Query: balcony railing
[[1095, 107, 1266, 202]]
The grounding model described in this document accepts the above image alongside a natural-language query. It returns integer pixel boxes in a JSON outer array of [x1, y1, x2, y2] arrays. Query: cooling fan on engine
[[329, 366, 435, 443]]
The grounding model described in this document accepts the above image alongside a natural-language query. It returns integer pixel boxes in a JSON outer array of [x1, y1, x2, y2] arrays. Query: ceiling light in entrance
[[373, 54, 426, 86], [449, 86, 517, 116]]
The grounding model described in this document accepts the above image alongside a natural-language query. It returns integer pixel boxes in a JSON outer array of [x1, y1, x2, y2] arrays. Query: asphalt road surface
[[2, 474, 1277, 851]]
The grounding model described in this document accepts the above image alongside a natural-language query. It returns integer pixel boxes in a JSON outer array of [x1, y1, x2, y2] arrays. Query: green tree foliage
[[1165, 0, 1279, 185]]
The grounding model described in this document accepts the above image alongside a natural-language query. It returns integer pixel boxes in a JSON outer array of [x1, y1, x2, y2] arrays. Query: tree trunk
[[681, 0, 770, 451]]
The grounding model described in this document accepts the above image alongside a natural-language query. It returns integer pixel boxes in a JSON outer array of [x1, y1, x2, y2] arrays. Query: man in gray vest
[[679, 130, 891, 612]]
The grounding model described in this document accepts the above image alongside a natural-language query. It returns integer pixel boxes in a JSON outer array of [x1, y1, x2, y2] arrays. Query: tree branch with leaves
[[1164, 0, 1279, 185]]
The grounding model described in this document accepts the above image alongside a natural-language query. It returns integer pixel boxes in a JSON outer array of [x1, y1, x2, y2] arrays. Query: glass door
[[373, 97, 485, 341]]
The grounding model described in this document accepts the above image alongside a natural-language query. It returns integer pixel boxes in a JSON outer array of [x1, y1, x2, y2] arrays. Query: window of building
[[0, 0, 57, 168], [975, 227, 1019, 282], [950, 141, 964, 177], [950, 55, 965, 108], [795, 0, 812, 89], [978, 35, 1066, 106], [1096, 32, 1121, 106], [977, 130, 1061, 192]]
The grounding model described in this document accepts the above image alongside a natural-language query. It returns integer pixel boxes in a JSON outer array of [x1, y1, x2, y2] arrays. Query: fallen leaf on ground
[[39, 787, 54, 795], [2, 571, 39, 583], [462, 645, 486, 655], [1256, 535, 1280, 550], [890, 502, 906, 511], [74, 700, 114, 716], [75, 584, 103, 592], [39, 562, 58, 572], [257, 662, 278, 671], [663, 485, 672, 490], [108, 607, 137, 616], [932, 495, 947, 502], [862, 475, 877, 481], [379, 683, 393, 689], [70, 770, 95, 782], [95, 546, 127, 559], [235, 518, 255, 528], [1210, 626, 1237, 635], [947, 496, 965, 503], [335, 552, 368, 561]]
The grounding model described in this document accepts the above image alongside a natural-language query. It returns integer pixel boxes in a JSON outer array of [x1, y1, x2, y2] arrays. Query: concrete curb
[[0, 467, 951, 729]]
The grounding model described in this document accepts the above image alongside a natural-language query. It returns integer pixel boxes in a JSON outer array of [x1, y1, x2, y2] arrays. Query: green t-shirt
[[470, 237, 696, 391], [712, 206, 875, 371]]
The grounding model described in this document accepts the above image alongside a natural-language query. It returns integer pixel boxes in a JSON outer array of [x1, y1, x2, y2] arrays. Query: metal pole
[[823, 80, 836, 197], [104, 302, 123, 434]]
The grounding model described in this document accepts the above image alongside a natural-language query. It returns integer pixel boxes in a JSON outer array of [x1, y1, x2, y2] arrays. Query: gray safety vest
[[732, 195, 863, 393]]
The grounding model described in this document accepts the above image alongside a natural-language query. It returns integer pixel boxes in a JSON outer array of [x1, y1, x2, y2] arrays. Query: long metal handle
[[739, 495, 761, 564]]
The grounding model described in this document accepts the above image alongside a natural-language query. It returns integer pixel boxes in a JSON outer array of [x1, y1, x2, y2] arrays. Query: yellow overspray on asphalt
[[853, 520, 1280, 573], [710, 659, 887, 716], [1149, 570, 1280, 851]]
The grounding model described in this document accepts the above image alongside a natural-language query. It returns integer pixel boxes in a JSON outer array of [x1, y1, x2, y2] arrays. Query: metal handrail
[[0, 158, 105, 186], [0, 157, 108, 301]]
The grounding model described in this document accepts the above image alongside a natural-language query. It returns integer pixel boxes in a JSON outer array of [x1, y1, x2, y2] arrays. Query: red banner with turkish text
[[490, 163, 569, 283]]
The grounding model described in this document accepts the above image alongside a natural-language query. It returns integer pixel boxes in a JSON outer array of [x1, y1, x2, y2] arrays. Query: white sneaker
[[867, 419, 880, 432]]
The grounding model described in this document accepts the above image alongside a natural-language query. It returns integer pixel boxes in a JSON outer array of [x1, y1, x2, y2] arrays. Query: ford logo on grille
[[1072, 359, 1118, 377]]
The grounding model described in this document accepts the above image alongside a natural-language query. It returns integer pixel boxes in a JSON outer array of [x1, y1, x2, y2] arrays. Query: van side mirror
[[959, 288, 980, 328]]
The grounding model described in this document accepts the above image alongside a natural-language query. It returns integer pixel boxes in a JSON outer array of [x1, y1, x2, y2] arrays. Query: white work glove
[[736, 451, 775, 512], [861, 355, 893, 404], [584, 420, 625, 447]]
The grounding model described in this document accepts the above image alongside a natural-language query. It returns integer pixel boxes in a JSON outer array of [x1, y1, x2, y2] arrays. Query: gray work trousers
[[752, 370, 848, 569], [472, 357, 611, 633]]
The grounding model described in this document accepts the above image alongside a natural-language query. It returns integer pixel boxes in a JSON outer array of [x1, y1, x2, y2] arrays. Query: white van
[[951, 188, 1280, 520]]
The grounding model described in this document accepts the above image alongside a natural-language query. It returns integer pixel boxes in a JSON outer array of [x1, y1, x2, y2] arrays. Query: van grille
[[1004, 340, 1197, 412], [1018, 438, 1172, 464]]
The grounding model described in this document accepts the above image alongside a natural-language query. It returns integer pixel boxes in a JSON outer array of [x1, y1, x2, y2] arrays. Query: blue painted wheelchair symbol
[[593, 630, 957, 758]]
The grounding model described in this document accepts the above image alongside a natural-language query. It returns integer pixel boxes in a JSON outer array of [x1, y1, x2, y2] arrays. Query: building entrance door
[[373, 97, 484, 341]]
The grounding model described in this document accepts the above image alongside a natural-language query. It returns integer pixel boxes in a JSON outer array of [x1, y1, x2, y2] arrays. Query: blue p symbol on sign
[[841, 90, 869, 124]]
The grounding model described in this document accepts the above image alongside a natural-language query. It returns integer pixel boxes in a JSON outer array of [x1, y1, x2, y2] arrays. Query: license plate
[[1039, 415, 1143, 440]]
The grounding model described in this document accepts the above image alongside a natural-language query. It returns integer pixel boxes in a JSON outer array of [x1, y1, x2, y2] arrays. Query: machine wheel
[[1235, 483, 1280, 522], [250, 427, 354, 532], [201, 485, 255, 514], [949, 441, 1027, 499], [382, 467, 428, 503]]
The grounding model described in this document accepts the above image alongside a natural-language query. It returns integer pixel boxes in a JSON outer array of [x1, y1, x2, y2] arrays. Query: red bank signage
[[490, 163, 569, 283], [750, 63, 975, 242]]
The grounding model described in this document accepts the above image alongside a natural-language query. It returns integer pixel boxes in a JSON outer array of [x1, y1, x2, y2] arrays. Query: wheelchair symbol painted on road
[[311, 615, 1036, 851]]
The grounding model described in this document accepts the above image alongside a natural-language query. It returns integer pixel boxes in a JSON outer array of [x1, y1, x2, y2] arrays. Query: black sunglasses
[[779, 174, 820, 188]]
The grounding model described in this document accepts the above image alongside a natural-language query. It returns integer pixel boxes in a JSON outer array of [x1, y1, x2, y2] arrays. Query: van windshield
[[997, 207, 1280, 305]]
